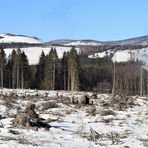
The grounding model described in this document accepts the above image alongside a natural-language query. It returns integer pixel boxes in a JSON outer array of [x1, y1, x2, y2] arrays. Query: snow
[[0, 33, 42, 44], [89, 47, 148, 66], [0, 88, 148, 148], [65, 41, 102, 46], [4, 46, 79, 65]]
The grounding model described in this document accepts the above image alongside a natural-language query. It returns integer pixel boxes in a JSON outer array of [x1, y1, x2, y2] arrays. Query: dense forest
[[0, 46, 147, 96]]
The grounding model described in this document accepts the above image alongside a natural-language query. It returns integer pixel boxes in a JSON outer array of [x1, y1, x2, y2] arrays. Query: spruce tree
[[42, 47, 58, 90], [67, 47, 80, 91], [0, 47, 6, 88], [61, 52, 68, 90], [10, 50, 17, 88], [20, 51, 32, 89], [34, 51, 46, 89]]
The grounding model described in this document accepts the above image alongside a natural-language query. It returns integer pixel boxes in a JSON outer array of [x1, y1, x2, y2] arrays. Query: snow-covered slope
[[89, 47, 148, 66], [0, 33, 42, 44], [4, 46, 79, 65], [1, 33, 148, 65], [47, 39, 104, 46], [65, 40, 103, 46]]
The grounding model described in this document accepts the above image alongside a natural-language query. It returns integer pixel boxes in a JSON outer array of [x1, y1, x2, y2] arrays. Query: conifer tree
[[61, 52, 68, 90], [0, 47, 6, 88], [34, 51, 46, 89], [20, 51, 32, 88], [16, 49, 21, 88], [42, 47, 58, 90], [10, 50, 17, 88], [67, 47, 80, 91]]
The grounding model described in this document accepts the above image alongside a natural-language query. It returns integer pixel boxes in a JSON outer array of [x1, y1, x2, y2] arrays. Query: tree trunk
[[0, 63, 3, 88], [17, 65, 19, 88], [12, 67, 15, 89], [140, 66, 143, 96], [53, 61, 55, 90], [111, 61, 116, 99], [21, 70, 24, 89]]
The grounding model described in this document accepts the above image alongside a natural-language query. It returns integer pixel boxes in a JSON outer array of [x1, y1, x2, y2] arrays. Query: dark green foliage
[[34, 51, 46, 89], [1, 46, 148, 96], [20, 51, 32, 88], [60, 52, 68, 90], [0, 47, 7, 88], [67, 47, 80, 91], [5, 49, 32, 89], [42, 48, 57, 90]]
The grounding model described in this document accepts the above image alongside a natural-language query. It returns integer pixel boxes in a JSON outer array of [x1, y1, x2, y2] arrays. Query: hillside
[[0, 33, 42, 44], [0, 33, 148, 65], [47, 35, 148, 46]]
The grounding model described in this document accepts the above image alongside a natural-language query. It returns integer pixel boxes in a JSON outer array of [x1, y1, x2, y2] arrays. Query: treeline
[[0, 46, 147, 96], [79, 44, 146, 55]]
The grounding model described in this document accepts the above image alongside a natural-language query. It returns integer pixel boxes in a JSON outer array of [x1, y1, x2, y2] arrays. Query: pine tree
[[67, 47, 80, 91], [20, 51, 32, 89], [6, 49, 31, 89], [34, 51, 46, 89], [0, 47, 6, 88], [10, 50, 17, 88], [61, 52, 68, 90], [16, 49, 21, 88], [42, 47, 58, 90]]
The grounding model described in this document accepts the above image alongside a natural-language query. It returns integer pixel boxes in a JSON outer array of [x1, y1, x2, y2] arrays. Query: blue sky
[[0, 0, 148, 42]]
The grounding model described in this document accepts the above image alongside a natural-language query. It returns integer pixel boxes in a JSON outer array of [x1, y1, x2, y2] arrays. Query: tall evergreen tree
[[20, 51, 32, 89], [6, 49, 31, 89], [10, 50, 17, 88], [61, 52, 68, 90], [0, 47, 6, 88], [16, 49, 21, 88], [42, 47, 58, 90], [67, 47, 80, 91], [34, 51, 46, 89]]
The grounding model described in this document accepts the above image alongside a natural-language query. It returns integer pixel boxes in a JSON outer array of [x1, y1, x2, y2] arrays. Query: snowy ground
[[0, 89, 148, 148], [89, 48, 148, 67]]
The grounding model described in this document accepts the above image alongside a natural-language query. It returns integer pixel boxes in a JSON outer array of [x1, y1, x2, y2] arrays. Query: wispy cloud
[[40, 0, 70, 23]]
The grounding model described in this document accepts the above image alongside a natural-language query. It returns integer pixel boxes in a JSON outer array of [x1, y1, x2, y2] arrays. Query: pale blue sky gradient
[[0, 0, 148, 41]]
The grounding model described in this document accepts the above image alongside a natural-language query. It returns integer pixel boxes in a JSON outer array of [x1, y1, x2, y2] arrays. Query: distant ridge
[[47, 35, 148, 46], [0, 33, 148, 46]]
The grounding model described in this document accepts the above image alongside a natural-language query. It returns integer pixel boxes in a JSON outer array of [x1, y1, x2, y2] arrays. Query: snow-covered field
[[0, 88, 148, 148]]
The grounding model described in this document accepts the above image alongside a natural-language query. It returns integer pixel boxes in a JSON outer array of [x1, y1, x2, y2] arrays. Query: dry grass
[[41, 101, 58, 111], [100, 109, 116, 116], [86, 107, 97, 116], [107, 132, 120, 145]]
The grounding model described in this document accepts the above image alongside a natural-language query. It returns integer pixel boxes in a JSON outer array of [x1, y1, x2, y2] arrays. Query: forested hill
[[0, 33, 148, 65], [0, 33, 148, 95]]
